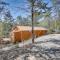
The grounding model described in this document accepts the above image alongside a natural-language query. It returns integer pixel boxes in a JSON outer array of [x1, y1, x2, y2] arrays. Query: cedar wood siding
[[10, 26, 47, 43]]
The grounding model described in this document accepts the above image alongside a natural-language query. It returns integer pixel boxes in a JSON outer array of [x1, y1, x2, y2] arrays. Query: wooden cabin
[[10, 26, 48, 43]]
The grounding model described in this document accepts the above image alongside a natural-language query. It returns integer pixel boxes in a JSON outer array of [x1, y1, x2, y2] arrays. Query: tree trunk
[[31, 2, 34, 43]]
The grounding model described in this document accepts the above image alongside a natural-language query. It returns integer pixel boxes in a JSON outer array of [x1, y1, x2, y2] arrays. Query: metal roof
[[12, 26, 48, 32]]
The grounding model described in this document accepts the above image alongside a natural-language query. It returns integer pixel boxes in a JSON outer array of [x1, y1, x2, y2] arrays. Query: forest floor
[[0, 34, 60, 60]]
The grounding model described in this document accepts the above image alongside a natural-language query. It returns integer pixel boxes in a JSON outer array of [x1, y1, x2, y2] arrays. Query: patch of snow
[[18, 39, 32, 47], [1, 34, 60, 51], [40, 42, 60, 49], [0, 45, 15, 51], [28, 55, 36, 60], [3, 38, 11, 42], [35, 34, 60, 42]]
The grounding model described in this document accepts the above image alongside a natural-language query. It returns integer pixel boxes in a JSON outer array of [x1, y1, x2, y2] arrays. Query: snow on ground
[[40, 42, 60, 49], [1, 34, 60, 51], [35, 34, 60, 42], [34, 34, 60, 49], [0, 34, 60, 60], [3, 38, 11, 42], [18, 34, 60, 48]]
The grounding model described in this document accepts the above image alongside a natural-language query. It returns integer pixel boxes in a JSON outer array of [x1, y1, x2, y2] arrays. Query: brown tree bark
[[31, 1, 34, 43]]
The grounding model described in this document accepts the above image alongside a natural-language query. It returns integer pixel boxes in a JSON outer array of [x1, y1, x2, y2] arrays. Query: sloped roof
[[12, 26, 48, 32]]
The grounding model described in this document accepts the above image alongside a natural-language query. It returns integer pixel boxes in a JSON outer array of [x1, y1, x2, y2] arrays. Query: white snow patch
[[28, 55, 36, 60], [35, 34, 60, 42], [40, 42, 60, 49]]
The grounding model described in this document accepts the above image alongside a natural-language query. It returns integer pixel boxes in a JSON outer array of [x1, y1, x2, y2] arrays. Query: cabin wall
[[11, 30, 47, 43], [14, 32, 21, 42], [34, 30, 47, 37], [21, 31, 32, 40]]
